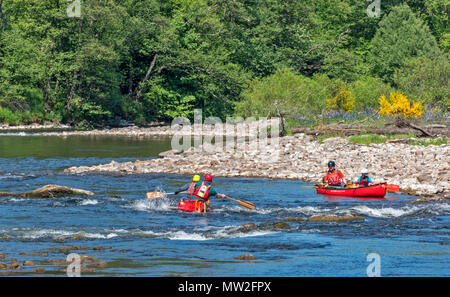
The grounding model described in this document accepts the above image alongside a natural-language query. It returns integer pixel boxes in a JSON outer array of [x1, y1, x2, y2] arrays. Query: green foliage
[[369, 4, 442, 83], [0, 0, 448, 126], [349, 76, 394, 110], [234, 68, 330, 118], [394, 56, 450, 111]]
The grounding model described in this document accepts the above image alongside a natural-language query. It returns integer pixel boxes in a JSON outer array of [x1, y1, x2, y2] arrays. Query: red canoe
[[178, 199, 208, 213], [315, 183, 387, 198]]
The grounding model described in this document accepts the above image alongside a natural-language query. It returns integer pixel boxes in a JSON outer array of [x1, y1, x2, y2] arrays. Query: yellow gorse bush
[[326, 87, 354, 112], [379, 91, 423, 118]]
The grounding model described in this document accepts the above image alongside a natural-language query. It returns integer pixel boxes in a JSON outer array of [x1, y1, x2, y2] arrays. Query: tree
[[234, 68, 331, 118], [369, 3, 442, 83], [394, 56, 449, 111]]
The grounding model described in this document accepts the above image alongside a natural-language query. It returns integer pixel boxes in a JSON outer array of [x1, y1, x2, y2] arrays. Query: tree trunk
[[135, 54, 157, 101]]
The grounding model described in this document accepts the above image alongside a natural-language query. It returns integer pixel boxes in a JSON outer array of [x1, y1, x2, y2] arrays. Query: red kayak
[[178, 199, 208, 213], [315, 183, 387, 198]]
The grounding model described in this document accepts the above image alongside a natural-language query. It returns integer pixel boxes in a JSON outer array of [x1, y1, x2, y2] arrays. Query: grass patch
[[349, 133, 448, 146], [349, 134, 387, 144], [317, 133, 346, 143], [410, 138, 448, 146]]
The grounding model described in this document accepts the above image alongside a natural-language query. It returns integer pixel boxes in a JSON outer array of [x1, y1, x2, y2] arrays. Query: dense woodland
[[0, 0, 448, 127]]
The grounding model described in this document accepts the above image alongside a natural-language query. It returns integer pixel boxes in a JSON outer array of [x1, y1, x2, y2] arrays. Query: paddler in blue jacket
[[356, 168, 374, 187], [174, 175, 201, 198]]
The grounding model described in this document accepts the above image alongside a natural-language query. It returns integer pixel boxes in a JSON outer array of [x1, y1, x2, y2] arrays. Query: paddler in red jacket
[[323, 161, 346, 186]]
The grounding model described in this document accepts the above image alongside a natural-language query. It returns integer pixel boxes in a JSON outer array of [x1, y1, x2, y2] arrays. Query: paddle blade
[[385, 184, 400, 192], [238, 200, 256, 210], [146, 191, 164, 199], [224, 195, 256, 210]]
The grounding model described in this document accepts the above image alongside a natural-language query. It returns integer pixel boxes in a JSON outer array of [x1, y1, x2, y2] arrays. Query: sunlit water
[[0, 134, 448, 276]]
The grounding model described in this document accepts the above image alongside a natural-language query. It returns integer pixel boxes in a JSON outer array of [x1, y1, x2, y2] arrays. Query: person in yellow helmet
[[174, 175, 201, 198]]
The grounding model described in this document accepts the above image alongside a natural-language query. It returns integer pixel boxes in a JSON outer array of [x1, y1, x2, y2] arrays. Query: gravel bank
[[64, 133, 450, 198]]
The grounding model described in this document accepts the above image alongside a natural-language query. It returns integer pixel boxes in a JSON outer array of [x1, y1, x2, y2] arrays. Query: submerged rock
[[47, 246, 90, 253], [307, 214, 364, 223], [239, 223, 257, 232], [412, 197, 448, 204], [92, 246, 112, 251], [31, 267, 46, 274], [28, 252, 48, 257], [272, 222, 291, 229], [234, 254, 257, 260], [7, 261, 22, 270], [281, 217, 304, 222]]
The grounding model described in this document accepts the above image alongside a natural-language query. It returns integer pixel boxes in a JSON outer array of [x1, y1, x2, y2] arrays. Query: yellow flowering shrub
[[326, 87, 354, 112], [379, 91, 423, 118]]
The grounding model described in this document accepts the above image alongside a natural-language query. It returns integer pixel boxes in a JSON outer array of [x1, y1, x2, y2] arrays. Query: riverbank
[[64, 133, 450, 198], [1, 119, 278, 137], [0, 123, 71, 131]]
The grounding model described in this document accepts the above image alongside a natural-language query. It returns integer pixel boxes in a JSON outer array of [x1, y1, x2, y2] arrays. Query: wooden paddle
[[223, 195, 256, 210], [146, 191, 187, 199]]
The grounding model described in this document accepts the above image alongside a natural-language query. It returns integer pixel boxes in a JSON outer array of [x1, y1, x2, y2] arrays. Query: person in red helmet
[[192, 174, 225, 209]]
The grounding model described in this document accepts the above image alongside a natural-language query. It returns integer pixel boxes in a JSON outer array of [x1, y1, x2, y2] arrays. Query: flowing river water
[[0, 134, 448, 276]]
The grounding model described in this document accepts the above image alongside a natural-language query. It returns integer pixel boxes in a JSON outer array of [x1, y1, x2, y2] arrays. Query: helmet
[[361, 168, 369, 174], [204, 174, 213, 182], [328, 161, 336, 167], [192, 175, 201, 182]]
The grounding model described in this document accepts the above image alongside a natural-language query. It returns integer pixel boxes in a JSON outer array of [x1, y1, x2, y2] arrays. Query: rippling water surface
[[0, 134, 448, 276]]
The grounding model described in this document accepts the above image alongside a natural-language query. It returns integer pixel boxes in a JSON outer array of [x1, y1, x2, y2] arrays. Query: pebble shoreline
[[63, 128, 450, 198]]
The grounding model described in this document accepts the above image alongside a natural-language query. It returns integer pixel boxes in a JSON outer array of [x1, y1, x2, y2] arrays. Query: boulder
[[272, 222, 291, 229], [23, 185, 95, 198], [234, 254, 257, 260], [281, 217, 304, 222], [239, 223, 257, 232], [23, 260, 35, 266]]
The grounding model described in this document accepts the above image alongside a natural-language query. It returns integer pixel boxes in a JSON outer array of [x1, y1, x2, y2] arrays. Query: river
[[0, 134, 448, 276]]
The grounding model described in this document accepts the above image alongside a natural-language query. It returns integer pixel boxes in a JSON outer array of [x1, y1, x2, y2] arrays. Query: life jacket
[[188, 182, 196, 197], [325, 170, 342, 186], [358, 175, 370, 187], [193, 181, 212, 201]]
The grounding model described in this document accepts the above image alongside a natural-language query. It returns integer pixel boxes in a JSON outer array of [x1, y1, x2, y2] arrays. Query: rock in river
[[0, 185, 95, 198], [23, 185, 95, 198], [234, 254, 257, 260]]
